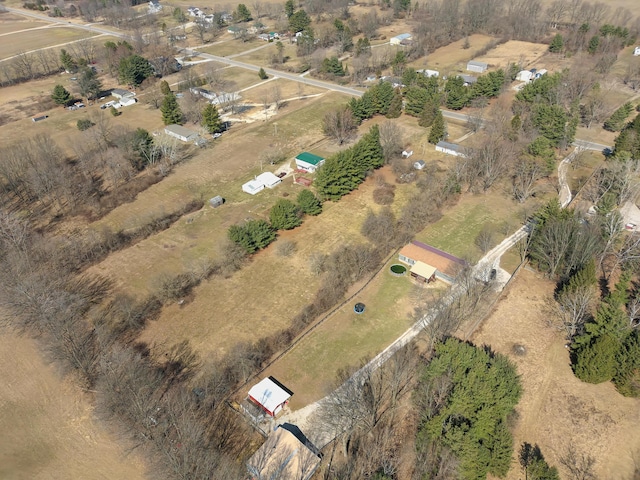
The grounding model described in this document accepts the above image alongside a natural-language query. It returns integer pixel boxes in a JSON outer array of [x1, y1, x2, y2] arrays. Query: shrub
[[276, 239, 297, 257], [110, 106, 121, 116], [372, 184, 396, 205], [77, 119, 94, 131]]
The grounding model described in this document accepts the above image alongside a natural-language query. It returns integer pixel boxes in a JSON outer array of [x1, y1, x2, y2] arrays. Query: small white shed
[[164, 124, 198, 142], [516, 70, 533, 82], [466, 60, 488, 73], [634, 46, 640, 56], [390, 33, 412, 45], [242, 179, 265, 195], [256, 171, 282, 189]]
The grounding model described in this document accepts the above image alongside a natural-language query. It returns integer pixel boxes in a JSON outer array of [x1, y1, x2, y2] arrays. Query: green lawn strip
[[264, 264, 415, 409]]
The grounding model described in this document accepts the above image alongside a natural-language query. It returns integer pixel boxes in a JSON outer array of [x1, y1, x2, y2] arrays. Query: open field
[[474, 40, 548, 70], [472, 269, 640, 479], [0, 13, 46, 35], [234, 41, 297, 67], [238, 78, 326, 104], [200, 37, 262, 57], [0, 328, 147, 480], [0, 27, 96, 58], [415, 189, 548, 263], [262, 257, 433, 409], [409, 34, 495, 74]]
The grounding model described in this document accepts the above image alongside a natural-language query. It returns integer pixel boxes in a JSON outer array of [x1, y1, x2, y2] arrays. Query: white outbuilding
[[242, 179, 265, 195], [516, 70, 533, 82], [256, 171, 282, 189], [164, 124, 199, 142], [436, 141, 467, 157], [390, 33, 412, 45], [466, 60, 488, 73], [634, 46, 640, 56]]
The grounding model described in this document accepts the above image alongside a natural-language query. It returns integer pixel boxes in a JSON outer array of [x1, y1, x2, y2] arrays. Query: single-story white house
[[295, 152, 325, 173], [256, 171, 281, 189], [247, 376, 293, 417], [164, 124, 199, 142], [116, 96, 137, 107], [246, 423, 322, 480], [242, 179, 265, 195], [414, 160, 426, 170], [516, 70, 533, 82], [390, 33, 412, 45], [418, 69, 439, 77], [111, 88, 135, 100], [634, 46, 640, 56], [467, 60, 488, 73], [436, 141, 466, 157]]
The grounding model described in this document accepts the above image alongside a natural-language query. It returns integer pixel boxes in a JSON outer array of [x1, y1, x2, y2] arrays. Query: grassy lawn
[[415, 190, 534, 263], [263, 260, 430, 409], [200, 38, 262, 57], [0, 27, 96, 58], [234, 42, 296, 66]]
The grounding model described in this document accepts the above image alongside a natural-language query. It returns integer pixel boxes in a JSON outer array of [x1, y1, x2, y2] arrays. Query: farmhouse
[[116, 97, 137, 108], [246, 423, 322, 480], [390, 33, 411, 45], [634, 46, 640, 56], [242, 179, 265, 195], [295, 152, 325, 173], [247, 376, 293, 417], [111, 88, 135, 100], [164, 124, 199, 142], [256, 171, 282, 188], [399, 241, 466, 283], [436, 141, 466, 157], [467, 60, 488, 73]]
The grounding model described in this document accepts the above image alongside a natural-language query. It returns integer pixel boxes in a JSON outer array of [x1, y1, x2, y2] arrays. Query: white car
[[100, 101, 116, 110]]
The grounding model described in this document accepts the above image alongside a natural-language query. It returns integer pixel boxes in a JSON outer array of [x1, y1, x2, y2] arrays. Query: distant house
[[115, 97, 137, 108], [436, 141, 466, 157], [211, 92, 241, 106], [460, 74, 477, 85], [418, 69, 439, 77], [399, 241, 466, 283], [413, 160, 426, 170], [256, 171, 281, 189], [634, 46, 640, 56], [258, 33, 270, 41], [148, 0, 162, 13], [246, 423, 322, 480], [227, 25, 242, 34], [111, 88, 135, 100], [390, 33, 412, 45], [466, 60, 488, 73], [247, 376, 293, 417], [516, 70, 533, 82], [365, 74, 377, 82], [164, 124, 199, 142], [242, 179, 265, 195], [295, 152, 325, 173], [380, 76, 404, 88]]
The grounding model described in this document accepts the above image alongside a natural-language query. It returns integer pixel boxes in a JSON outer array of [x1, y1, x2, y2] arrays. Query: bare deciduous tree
[[322, 106, 357, 145]]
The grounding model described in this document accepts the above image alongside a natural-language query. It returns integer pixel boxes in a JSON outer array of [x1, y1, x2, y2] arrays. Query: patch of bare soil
[[472, 269, 640, 479], [0, 328, 147, 480]]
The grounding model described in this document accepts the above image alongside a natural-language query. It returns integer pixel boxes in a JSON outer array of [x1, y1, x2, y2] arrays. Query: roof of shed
[[295, 152, 325, 165]]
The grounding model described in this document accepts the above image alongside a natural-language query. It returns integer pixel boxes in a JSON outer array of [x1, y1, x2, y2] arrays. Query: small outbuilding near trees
[[467, 60, 488, 73], [247, 376, 293, 417], [435, 141, 466, 157], [295, 152, 325, 173], [390, 33, 411, 45], [164, 124, 199, 142]]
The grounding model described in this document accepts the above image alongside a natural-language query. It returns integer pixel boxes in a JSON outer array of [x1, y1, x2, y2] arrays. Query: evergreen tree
[[587, 35, 600, 54], [445, 76, 468, 110], [603, 102, 634, 132], [573, 334, 620, 383], [315, 150, 358, 200], [428, 110, 446, 144], [161, 93, 183, 125], [549, 33, 564, 53], [371, 81, 394, 115], [51, 84, 72, 105], [515, 72, 561, 104], [532, 104, 568, 146], [297, 189, 322, 215], [404, 86, 429, 116], [247, 220, 275, 248], [401, 67, 417, 87], [284, 0, 295, 18], [289, 9, 310, 32], [386, 89, 403, 118], [614, 330, 640, 397], [418, 95, 441, 127], [235, 3, 252, 22], [228, 224, 257, 253], [202, 104, 223, 134], [78, 67, 102, 100], [351, 124, 383, 175], [118, 54, 153, 87], [59, 49, 77, 73], [160, 80, 171, 95], [321, 57, 345, 76], [270, 199, 302, 230], [130, 128, 154, 170], [527, 136, 556, 172], [258, 67, 268, 79]]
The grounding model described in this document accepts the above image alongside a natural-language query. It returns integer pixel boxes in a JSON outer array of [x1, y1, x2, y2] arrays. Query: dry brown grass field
[[0, 27, 96, 58], [474, 40, 548, 70], [409, 34, 495, 73], [0, 13, 46, 34], [0, 328, 147, 480], [472, 269, 640, 479]]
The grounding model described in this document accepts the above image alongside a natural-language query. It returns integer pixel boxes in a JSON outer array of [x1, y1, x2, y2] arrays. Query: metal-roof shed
[[248, 377, 293, 417]]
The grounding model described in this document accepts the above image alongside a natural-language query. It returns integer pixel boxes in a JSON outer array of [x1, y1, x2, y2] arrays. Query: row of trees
[[228, 189, 322, 253]]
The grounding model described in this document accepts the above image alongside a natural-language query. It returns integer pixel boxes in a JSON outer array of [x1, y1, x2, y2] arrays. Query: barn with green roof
[[295, 152, 325, 173]]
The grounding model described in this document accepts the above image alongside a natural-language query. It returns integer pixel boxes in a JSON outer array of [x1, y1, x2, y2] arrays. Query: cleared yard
[[0, 16, 47, 35], [200, 38, 262, 57], [474, 40, 548, 70], [262, 258, 431, 409], [409, 34, 495, 73], [0, 27, 96, 58], [0, 328, 147, 480], [472, 269, 640, 479]]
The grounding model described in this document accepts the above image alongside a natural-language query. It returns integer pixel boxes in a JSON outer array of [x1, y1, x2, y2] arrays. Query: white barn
[[242, 179, 265, 195], [467, 60, 488, 73], [164, 124, 199, 142], [436, 141, 466, 157], [295, 152, 325, 173], [390, 33, 411, 45]]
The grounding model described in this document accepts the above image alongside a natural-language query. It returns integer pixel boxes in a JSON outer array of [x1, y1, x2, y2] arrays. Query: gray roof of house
[[392, 33, 412, 40], [467, 60, 488, 67], [436, 141, 463, 152], [460, 74, 477, 84], [165, 124, 198, 138]]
